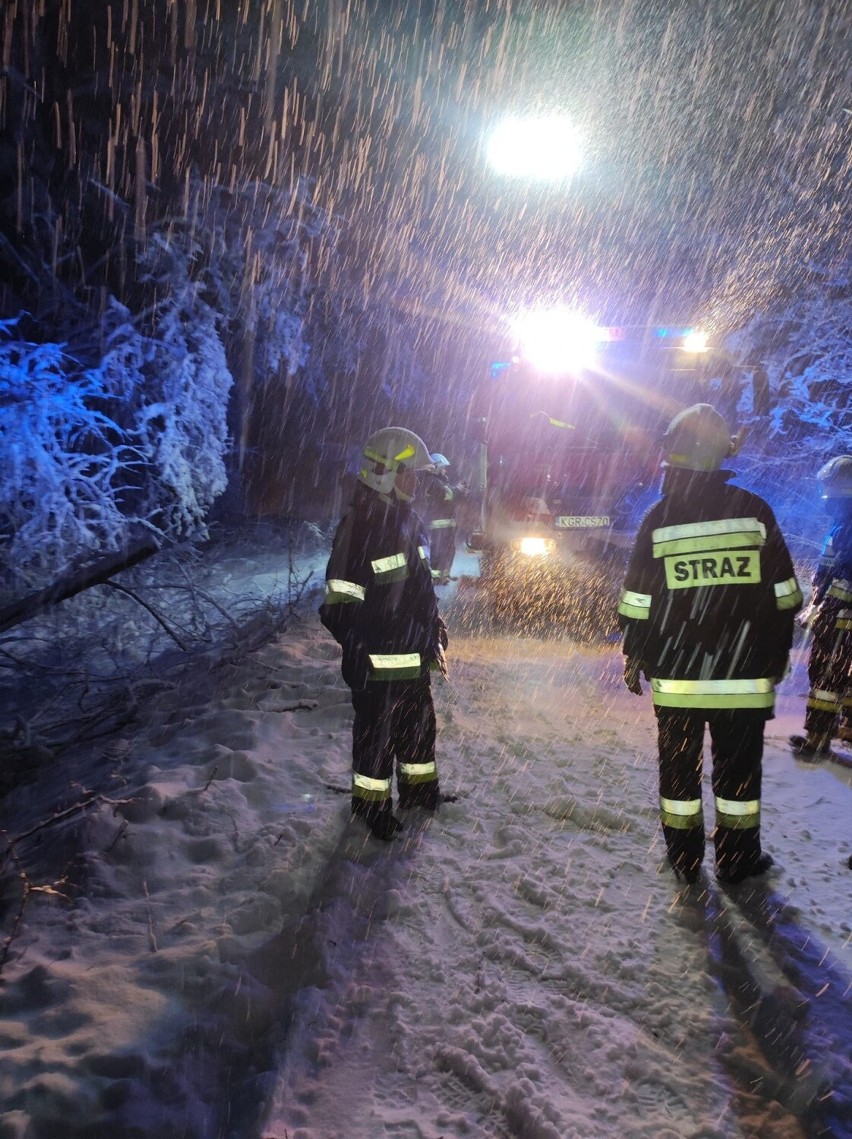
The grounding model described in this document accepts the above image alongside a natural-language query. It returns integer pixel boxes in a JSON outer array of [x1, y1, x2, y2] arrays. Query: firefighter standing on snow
[[790, 456, 852, 761], [319, 427, 448, 841], [421, 452, 460, 584], [618, 404, 803, 884]]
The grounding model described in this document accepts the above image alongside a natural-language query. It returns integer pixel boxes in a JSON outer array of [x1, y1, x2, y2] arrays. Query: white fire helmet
[[429, 453, 450, 468], [661, 403, 737, 472], [817, 455, 852, 499], [359, 427, 434, 498]]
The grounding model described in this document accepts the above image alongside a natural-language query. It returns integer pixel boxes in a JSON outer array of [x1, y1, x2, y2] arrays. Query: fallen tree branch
[[104, 581, 190, 651], [0, 533, 161, 635]]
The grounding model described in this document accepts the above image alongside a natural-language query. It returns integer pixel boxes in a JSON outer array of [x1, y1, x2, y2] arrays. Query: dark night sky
[[2, 1, 849, 414]]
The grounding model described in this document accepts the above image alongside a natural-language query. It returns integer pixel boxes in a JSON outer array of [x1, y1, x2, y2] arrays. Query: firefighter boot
[[790, 732, 832, 762], [715, 826, 773, 884], [398, 780, 441, 812], [352, 798, 404, 841], [663, 824, 705, 884]]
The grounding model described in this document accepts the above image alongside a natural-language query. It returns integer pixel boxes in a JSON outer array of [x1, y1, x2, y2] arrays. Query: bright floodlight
[[682, 329, 710, 353], [487, 115, 582, 181], [513, 308, 601, 374]]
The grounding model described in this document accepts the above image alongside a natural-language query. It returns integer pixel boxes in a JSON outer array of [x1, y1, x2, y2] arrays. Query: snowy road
[[258, 583, 852, 1139], [1, 549, 850, 1139]]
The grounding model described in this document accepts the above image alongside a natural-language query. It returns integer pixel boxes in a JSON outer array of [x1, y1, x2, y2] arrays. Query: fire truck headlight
[[515, 536, 555, 557], [682, 329, 709, 354], [512, 308, 602, 374]]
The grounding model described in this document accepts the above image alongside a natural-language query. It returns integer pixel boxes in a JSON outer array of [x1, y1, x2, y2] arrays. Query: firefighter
[[618, 404, 802, 885], [319, 427, 448, 841], [790, 456, 852, 760], [421, 452, 460, 584]]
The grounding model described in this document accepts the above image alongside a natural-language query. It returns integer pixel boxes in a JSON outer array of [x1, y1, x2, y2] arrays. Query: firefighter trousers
[[804, 625, 852, 738], [429, 527, 456, 578], [351, 677, 439, 819], [655, 708, 766, 877]]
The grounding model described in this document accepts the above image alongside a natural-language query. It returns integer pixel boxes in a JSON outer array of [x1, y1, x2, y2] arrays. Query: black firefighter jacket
[[811, 516, 852, 638], [319, 484, 445, 691], [617, 471, 803, 714]]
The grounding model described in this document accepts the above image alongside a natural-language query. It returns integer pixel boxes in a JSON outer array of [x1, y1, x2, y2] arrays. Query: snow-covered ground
[[0, 544, 850, 1139]]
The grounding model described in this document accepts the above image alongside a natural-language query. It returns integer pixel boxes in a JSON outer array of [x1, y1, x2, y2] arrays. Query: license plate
[[555, 515, 611, 529]]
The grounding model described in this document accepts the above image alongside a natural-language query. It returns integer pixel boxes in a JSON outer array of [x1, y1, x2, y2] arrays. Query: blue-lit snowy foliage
[[0, 323, 134, 590], [0, 243, 234, 590]]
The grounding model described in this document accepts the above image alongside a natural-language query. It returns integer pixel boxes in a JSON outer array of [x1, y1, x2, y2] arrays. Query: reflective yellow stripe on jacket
[[651, 677, 775, 710], [372, 551, 409, 583], [651, 517, 767, 558], [617, 589, 652, 620], [368, 652, 422, 680], [774, 576, 803, 610], [324, 579, 366, 604]]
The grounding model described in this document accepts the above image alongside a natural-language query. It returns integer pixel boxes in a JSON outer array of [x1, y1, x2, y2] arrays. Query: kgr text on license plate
[[555, 515, 611, 529]]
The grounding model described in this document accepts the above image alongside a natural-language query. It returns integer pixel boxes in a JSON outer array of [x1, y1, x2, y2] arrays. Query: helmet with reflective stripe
[[661, 403, 735, 472], [360, 427, 434, 496], [817, 455, 852, 498]]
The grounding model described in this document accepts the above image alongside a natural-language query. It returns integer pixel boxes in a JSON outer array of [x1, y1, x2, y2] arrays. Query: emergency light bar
[[500, 315, 710, 377]]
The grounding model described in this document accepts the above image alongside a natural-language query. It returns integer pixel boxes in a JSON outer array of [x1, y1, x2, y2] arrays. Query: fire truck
[[465, 320, 711, 631]]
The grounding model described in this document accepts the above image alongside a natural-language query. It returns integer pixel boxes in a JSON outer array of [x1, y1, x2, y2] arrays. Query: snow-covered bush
[[728, 268, 852, 461], [0, 259, 235, 592], [0, 322, 136, 590], [722, 266, 852, 543]]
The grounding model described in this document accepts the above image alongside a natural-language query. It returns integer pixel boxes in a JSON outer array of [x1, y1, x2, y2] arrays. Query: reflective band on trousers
[[399, 760, 437, 784], [368, 652, 422, 679], [617, 589, 652, 620], [716, 796, 760, 830], [807, 687, 842, 712], [429, 518, 456, 529], [371, 552, 408, 583], [838, 610, 852, 630], [651, 517, 766, 558], [774, 576, 803, 610], [651, 676, 775, 709], [660, 797, 703, 830], [352, 773, 392, 802], [324, 578, 366, 604], [828, 578, 852, 602]]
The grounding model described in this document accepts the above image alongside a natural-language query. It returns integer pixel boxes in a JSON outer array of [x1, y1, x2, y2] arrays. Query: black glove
[[437, 616, 449, 651], [341, 636, 370, 690], [623, 658, 647, 695]]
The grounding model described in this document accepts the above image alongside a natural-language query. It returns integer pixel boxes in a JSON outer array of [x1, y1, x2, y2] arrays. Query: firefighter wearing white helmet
[[790, 455, 852, 760], [617, 403, 802, 884], [359, 426, 435, 499], [320, 427, 449, 840]]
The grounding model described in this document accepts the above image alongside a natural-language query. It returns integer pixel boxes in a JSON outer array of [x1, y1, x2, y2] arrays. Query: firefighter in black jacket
[[618, 404, 803, 884], [421, 452, 460, 584], [790, 456, 852, 759], [320, 427, 447, 841]]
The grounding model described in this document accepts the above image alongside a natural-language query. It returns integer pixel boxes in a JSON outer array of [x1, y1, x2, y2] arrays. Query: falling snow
[[0, 2, 850, 1137]]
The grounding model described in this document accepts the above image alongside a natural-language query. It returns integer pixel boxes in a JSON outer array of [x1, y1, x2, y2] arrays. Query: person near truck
[[319, 427, 447, 841], [617, 403, 802, 885], [790, 455, 852, 761], [421, 452, 462, 584]]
